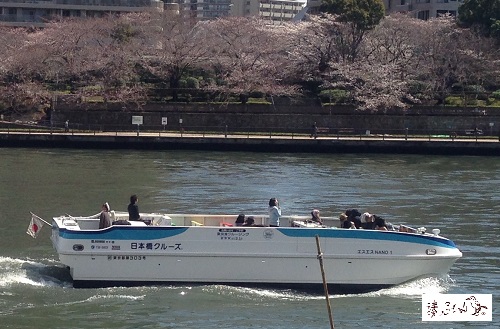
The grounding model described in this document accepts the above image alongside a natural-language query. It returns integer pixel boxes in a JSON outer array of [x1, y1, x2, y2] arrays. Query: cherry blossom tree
[[1, 13, 499, 117], [322, 14, 499, 110], [356, 14, 435, 108], [280, 14, 344, 81], [33, 16, 148, 105], [136, 12, 213, 101], [202, 17, 298, 102], [0, 27, 24, 80], [411, 16, 496, 104], [0, 27, 53, 116]]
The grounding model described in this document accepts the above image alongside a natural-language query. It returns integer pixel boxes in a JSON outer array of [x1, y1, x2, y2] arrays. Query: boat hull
[[51, 218, 462, 293]]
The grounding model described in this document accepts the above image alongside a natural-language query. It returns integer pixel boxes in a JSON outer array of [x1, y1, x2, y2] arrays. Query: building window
[[417, 10, 429, 20]]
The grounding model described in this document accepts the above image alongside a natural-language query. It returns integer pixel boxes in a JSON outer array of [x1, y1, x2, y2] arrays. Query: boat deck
[[55, 212, 336, 230]]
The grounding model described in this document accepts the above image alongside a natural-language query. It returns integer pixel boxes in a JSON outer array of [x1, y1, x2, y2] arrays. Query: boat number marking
[[131, 242, 182, 250], [107, 255, 146, 261], [357, 249, 393, 255]]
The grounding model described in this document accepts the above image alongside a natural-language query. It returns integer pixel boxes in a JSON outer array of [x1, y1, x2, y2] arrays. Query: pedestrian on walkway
[[311, 122, 318, 139]]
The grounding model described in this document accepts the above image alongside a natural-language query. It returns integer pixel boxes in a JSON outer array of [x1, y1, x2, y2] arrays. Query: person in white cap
[[310, 209, 322, 225], [361, 212, 376, 229]]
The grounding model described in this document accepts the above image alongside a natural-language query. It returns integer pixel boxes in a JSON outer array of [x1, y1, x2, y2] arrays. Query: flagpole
[[30, 212, 52, 226]]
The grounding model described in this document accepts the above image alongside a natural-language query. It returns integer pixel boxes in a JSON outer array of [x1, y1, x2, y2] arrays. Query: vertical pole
[[315, 235, 335, 329]]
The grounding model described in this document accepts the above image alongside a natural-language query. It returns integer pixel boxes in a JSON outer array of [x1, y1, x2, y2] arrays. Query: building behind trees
[[0, 0, 165, 27], [382, 0, 464, 20], [0, 0, 465, 27]]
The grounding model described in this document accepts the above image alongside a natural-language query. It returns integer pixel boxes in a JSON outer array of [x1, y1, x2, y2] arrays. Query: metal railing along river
[[1, 121, 499, 143]]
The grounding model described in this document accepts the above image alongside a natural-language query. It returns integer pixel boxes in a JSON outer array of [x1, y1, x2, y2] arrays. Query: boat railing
[[55, 212, 435, 236]]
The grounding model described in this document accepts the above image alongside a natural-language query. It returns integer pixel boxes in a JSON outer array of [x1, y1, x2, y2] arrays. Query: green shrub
[[319, 89, 349, 104], [492, 90, 500, 100], [486, 98, 500, 106], [185, 77, 199, 89], [204, 77, 216, 86], [444, 96, 463, 106], [466, 99, 479, 106]]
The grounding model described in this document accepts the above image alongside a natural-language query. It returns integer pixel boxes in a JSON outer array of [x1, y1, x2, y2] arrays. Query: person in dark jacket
[[243, 216, 255, 226], [235, 214, 245, 226], [345, 209, 362, 228], [128, 194, 141, 221]]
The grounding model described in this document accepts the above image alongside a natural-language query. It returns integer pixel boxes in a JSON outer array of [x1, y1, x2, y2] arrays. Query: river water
[[0, 148, 498, 328]]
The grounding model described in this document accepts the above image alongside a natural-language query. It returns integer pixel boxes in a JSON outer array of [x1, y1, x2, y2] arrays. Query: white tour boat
[[35, 211, 462, 293]]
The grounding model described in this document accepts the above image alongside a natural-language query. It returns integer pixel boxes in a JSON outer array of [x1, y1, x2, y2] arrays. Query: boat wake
[[0, 256, 72, 289], [201, 275, 456, 301], [0, 255, 456, 300], [203, 285, 315, 301], [357, 275, 455, 299]]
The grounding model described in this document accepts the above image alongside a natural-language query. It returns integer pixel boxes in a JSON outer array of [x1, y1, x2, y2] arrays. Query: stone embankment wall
[[52, 98, 500, 135]]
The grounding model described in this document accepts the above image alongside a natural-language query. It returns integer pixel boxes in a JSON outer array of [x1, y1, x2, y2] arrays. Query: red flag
[[27, 213, 44, 238]]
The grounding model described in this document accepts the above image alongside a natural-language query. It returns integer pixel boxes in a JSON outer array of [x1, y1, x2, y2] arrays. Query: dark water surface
[[0, 148, 498, 328]]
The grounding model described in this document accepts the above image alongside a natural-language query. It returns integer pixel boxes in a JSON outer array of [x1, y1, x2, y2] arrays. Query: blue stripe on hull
[[59, 226, 189, 240], [58, 226, 457, 249], [277, 228, 457, 249]]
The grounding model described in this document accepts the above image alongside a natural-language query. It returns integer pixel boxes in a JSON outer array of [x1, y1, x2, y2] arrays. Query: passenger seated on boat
[[242, 216, 255, 226], [339, 213, 346, 228], [242, 217, 265, 227], [345, 209, 362, 228], [374, 215, 388, 231], [99, 202, 112, 229], [360, 212, 376, 230], [342, 219, 356, 229], [309, 209, 322, 225], [235, 214, 245, 226]]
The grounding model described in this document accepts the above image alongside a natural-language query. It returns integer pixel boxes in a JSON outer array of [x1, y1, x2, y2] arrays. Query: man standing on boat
[[128, 194, 141, 221], [268, 198, 281, 227]]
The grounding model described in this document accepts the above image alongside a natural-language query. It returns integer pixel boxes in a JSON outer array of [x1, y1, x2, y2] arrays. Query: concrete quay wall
[[1, 132, 499, 156], [52, 101, 500, 135]]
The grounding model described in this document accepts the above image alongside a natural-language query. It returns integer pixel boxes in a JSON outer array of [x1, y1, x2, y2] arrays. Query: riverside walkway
[[1, 129, 499, 156]]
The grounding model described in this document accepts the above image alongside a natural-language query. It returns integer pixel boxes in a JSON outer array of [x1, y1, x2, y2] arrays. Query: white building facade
[[0, 0, 463, 27], [383, 0, 463, 20], [0, 0, 164, 27], [0, 0, 308, 26], [179, 0, 307, 23]]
